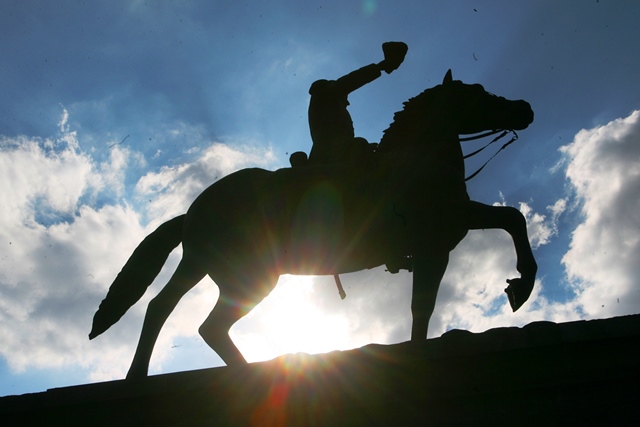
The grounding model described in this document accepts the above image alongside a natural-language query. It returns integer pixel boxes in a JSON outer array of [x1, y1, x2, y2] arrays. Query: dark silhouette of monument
[[88, 42, 536, 380]]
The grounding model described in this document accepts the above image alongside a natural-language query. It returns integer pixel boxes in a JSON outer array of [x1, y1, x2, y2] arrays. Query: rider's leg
[[410, 250, 449, 340]]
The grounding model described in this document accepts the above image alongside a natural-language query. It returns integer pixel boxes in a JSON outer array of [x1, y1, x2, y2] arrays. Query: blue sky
[[1, 1, 639, 395]]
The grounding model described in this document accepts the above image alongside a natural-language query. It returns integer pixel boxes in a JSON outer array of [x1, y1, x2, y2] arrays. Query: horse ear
[[443, 69, 453, 85]]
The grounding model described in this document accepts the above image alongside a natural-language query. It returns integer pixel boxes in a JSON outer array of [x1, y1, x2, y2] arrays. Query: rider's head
[[309, 79, 350, 107], [309, 79, 330, 95]]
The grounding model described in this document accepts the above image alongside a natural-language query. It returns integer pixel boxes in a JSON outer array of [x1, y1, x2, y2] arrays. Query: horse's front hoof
[[505, 277, 534, 312]]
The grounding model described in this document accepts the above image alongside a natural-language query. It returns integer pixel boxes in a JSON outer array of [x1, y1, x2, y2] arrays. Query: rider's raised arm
[[333, 63, 383, 97], [333, 41, 408, 97]]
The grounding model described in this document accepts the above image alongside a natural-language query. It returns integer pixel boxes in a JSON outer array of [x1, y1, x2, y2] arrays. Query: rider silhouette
[[290, 42, 413, 280], [289, 42, 408, 167]]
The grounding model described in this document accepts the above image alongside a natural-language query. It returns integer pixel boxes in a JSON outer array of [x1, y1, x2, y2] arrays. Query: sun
[[231, 275, 352, 363]]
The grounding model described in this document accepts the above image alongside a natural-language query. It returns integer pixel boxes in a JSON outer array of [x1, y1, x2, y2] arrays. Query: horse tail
[[89, 214, 185, 340]]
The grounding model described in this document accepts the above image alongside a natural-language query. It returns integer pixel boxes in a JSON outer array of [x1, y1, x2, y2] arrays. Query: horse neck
[[416, 129, 465, 175], [380, 92, 463, 170], [376, 130, 467, 203]]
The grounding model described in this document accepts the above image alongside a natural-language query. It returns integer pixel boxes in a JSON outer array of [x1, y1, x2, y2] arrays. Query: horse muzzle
[[509, 100, 534, 131]]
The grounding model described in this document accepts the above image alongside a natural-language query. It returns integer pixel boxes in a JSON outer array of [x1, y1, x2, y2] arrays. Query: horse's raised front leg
[[460, 201, 538, 311], [410, 250, 449, 340]]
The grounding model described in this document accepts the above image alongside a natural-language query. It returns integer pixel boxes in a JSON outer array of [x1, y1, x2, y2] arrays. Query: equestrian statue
[[89, 42, 537, 379]]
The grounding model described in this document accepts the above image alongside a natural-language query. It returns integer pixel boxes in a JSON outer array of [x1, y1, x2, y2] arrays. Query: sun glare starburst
[[232, 275, 351, 363]]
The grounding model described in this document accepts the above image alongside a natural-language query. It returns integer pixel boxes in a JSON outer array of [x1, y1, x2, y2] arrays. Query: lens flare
[[363, 0, 377, 16]]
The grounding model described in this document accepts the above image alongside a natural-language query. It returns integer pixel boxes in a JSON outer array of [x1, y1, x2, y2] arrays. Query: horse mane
[[378, 85, 443, 153]]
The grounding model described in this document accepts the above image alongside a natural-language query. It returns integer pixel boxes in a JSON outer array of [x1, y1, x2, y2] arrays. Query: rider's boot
[[386, 256, 413, 274]]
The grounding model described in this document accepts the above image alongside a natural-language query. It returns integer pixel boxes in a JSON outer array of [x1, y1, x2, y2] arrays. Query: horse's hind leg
[[199, 266, 278, 366], [127, 257, 205, 379]]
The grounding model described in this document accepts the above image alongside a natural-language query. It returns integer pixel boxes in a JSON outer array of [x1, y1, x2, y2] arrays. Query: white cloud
[[58, 106, 70, 134], [0, 135, 91, 225], [135, 142, 277, 224], [493, 198, 566, 250], [520, 199, 566, 249], [560, 110, 640, 318], [0, 112, 277, 382], [0, 125, 146, 373]]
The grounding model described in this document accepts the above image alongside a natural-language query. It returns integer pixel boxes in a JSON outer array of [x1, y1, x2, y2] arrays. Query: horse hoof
[[504, 277, 534, 312]]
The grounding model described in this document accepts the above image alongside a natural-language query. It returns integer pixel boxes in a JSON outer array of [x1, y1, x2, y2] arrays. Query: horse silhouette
[[89, 70, 536, 379]]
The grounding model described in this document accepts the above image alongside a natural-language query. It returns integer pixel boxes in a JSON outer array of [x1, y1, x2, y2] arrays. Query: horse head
[[379, 70, 533, 154], [440, 69, 533, 135]]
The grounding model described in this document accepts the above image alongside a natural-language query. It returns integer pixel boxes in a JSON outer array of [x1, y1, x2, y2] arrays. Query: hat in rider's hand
[[381, 41, 408, 74]]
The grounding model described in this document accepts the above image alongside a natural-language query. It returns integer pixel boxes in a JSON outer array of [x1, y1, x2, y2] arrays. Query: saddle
[[289, 138, 378, 168], [288, 140, 413, 299]]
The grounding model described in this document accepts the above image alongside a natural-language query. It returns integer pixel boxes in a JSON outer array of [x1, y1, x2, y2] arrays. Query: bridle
[[461, 129, 519, 181]]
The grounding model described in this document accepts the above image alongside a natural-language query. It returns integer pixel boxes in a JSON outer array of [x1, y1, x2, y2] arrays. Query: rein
[[462, 129, 519, 181]]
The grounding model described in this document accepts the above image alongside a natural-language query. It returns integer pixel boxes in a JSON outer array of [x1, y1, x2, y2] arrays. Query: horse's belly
[[184, 166, 411, 275], [277, 213, 411, 275], [277, 242, 386, 275]]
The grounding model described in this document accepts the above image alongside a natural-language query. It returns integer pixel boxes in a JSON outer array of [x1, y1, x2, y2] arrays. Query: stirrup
[[334, 274, 346, 300], [385, 256, 413, 274]]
